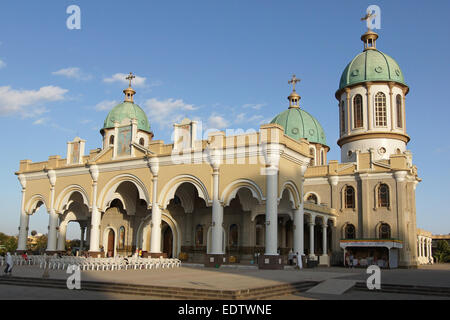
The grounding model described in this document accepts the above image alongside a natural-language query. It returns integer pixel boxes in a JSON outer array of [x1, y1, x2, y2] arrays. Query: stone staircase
[[0, 276, 318, 300]]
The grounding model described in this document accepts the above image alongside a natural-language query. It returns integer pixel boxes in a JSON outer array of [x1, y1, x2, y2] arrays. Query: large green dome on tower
[[339, 49, 406, 90], [271, 107, 327, 146], [102, 101, 151, 133], [338, 30, 407, 91]]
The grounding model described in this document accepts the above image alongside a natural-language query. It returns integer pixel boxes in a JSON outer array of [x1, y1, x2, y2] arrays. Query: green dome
[[339, 49, 406, 90], [271, 107, 327, 146], [102, 101, 151, 133]]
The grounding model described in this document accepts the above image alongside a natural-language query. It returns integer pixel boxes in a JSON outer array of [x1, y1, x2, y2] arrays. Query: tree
[[433, 240, 450, 263]]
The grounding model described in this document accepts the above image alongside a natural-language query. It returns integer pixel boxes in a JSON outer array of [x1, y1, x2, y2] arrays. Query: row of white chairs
[[37, 256, 181, 271], [1, 254, 181, 271]]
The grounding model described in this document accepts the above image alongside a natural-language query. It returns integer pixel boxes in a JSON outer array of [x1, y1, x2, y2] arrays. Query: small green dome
[[339, 49, 406, 90], [271, 107, 327, 146], [102, 101, 151, 133]]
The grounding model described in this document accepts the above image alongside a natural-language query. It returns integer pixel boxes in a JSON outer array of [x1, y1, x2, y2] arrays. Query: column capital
[[89, 164, 99, 182], [47, 169, 56, 187], [148, 155, 160, 176], [394, 170, 408, 182], [18, 174, 27, 189], [328, 175, 339, 186]]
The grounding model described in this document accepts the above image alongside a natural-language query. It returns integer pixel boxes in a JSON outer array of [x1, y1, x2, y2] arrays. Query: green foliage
[[433, 240, 450, 263], [0, 232, 18, 254]]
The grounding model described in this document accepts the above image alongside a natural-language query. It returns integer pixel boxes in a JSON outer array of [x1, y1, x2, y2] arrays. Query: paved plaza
[[0, 264, 449, 299]]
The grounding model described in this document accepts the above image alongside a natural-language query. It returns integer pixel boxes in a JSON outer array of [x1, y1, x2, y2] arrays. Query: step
[[0, 276, 318, 300]]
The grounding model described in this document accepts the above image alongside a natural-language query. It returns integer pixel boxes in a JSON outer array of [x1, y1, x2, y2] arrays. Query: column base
[[205, 254, 227, 268], [258, 255, 283, 270], [319, 255, 330, 266], [143, 252, 168, 258], [87, 251, 105, 258]]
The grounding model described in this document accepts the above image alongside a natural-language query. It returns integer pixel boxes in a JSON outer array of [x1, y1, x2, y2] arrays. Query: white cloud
[[243, 103, 265, 110], [0, 85, 68, 117], [143, 98, 197, 127], [207, 114, 229, 130], [52, 67, 92, 80], [0, 59, 6, 69], [33, 117, 49, 125], [104, 73, 147, 87], [95, 100, 119, 111]]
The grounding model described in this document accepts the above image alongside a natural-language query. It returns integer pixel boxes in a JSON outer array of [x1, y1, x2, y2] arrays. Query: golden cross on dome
[[288, 75, 301, 92], [361, 11, 376, 30], [126, 72, 136, 87]]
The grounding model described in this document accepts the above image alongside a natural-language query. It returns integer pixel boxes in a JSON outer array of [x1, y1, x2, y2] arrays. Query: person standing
[[296, 252, 303, 269], [4, 252, 13, 276]]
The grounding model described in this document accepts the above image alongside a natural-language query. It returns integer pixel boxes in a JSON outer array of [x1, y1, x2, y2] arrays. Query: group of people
[[287, 250, 304, 269]]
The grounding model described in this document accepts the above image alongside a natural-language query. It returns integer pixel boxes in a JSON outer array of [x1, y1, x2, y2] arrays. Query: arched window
[[396, 94, 403, 128], [309, 148, 315, 166], [306, 193, 318, 204], [345, 224, 356, 239], [375, 92, 387, 127], [139, 137, 145, 146], [109, 135, 115, 145], [344, 186, 355, 209], [340, 101, 345, 134], [195, 225, 203, 246], [118, 226, 125, 249], [378, 184, 389, 208], [353, 94, 363, 128], [379, 223, 391, 239], [229, 224, 238, 246], [320, 149, 325, 166]]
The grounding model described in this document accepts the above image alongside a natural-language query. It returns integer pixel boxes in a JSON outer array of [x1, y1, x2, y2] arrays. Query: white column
[[89, 165, 101, 252], [417, 237, 422, 258], [309, 214, 316, 259], [80, 226, 85, 250], [57, 223, 67, 251], [293, 207, 304, 256], [46, 170, 58, 252], [211, 168, 224, 254], [149, 157, 162, 254], [421, 237, 425, 259], [17, 174, 28, 251], [322, 218, 328, 257], [428, 240, 432, 262], [265, 166, 278, 255]]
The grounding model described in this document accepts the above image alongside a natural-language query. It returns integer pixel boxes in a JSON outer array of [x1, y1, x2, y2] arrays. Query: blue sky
[[0, 0, 449, 240]]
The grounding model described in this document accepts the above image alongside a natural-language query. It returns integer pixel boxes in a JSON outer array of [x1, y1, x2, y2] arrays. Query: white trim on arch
[[304, 191, 320, 205], [279, 181, 301, 209], [97, 174, 151, 212], [25, 194, 48, 215], [220, 179, 264, 207], [158, 174, 211, 209], [55, 184, 90, 214]]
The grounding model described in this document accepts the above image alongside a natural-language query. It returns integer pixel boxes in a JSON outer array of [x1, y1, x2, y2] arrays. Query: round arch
[[97, 174, 151, 212], [103, 226, 118, 257], [304, 191, 320, 205], [135, 212, 182, 258], [220, 179, 264, 207], [55, 184, 90, 214], [25, 194, 49, 215], [279, 181, 301, 209], [159, 175, 211, 209]]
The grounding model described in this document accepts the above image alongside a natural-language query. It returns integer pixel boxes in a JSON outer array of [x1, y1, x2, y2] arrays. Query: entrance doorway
[[107, 229, 115, 257], [162, 222, 173, 258]]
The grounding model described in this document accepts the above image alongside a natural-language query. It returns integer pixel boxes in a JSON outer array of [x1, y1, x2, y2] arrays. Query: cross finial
[[288, 75, 301, 92], [126, 72, 136, 88], [361, 11, 376, 31]]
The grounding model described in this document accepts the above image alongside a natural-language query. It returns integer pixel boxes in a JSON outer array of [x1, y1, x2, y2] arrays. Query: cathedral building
[[15, 24, 421, 268]]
